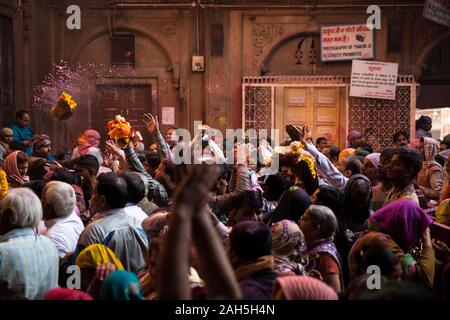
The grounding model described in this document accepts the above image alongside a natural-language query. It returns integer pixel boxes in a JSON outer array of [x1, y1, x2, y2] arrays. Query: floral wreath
[[286, 141, 317, 179]]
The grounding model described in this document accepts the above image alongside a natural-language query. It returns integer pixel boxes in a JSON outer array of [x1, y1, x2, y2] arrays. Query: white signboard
[[162, 107, 175, 125], [350, 60, 399, 100], [321, 24, 374, 62], [423, 0, 450, 28]]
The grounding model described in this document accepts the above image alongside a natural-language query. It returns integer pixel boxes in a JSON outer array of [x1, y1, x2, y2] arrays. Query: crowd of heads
[[0, 111, 450, 301]]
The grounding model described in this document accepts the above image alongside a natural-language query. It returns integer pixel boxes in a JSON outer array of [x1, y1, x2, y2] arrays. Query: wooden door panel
[[95, 84, 152, 148]]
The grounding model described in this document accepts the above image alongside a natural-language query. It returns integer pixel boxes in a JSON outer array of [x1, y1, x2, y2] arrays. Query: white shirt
[[124, 203, 148, 224], [305, 142, 348, 190], [45, 211, 85, 259]]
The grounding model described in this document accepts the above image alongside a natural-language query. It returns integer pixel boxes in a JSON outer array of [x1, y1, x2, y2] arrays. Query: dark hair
[[329, 146, 341, 159], [46, 167, 82, 187], [280, 154, 318, 195], [22, 180, 46, 198], [27, 159, 48, 180], [16, 151, 28, 165], [358, 143, 373, 154], [316, 137, 327, 145], [96, 173, 128, 209], [416, 115, 432, 130], [73, 154, 100, 175], [8, 141, 26, 152], [15, 110, 30, 120], [393, 131, 409, 143], [145, 152, 161, 169], [345, 157, 363, 175], [360, 243, 400, 279], [354, 149, 370, 161], [435, 154, 445, 167], [230, 221, 272, 261], [261, 172, 291, 202], [233, 190, 263, 213], [315, 185, 342, 217], [119, 172, 146, 204], [380, 147, 397, 161], [394, 147, 423, 178]]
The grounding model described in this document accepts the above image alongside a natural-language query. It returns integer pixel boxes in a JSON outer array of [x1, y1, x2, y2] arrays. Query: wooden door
[[95, 84, 152, 148], [275, 86, 346, 148]]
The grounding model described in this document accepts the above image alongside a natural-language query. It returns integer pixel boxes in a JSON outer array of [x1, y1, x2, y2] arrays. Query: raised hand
[[143, 113, 160, 136], [172, 164, 219, 216], [9, 174, 26, 186], [285, 123, 303, 142], [95, 263, 117, 281], [105, 140, 124, 156], [303, 125, 313, 144]]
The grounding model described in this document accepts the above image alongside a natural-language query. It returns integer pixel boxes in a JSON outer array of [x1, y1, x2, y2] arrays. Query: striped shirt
[[125, 136, 170, 207], [0, 228, 59, 300]]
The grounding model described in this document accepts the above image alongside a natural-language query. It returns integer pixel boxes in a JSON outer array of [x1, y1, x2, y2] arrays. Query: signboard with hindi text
[[423, 0, 450, 28], [321, 24, 374, 62], [350, 60, 399, 100]]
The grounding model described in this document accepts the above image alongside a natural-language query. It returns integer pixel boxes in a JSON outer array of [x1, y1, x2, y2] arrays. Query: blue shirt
[[0, 228, 59, 300], [11, 122, 34, 156]]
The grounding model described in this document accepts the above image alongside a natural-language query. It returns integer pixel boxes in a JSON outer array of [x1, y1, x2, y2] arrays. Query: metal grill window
[[111, 34, 135, 68]]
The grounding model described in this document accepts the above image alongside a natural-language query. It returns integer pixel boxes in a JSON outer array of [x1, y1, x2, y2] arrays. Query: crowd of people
[[0, 110, 449, 300]]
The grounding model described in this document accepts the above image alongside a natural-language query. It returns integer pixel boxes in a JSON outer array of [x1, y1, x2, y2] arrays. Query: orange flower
[[107, 115, 133, 148]]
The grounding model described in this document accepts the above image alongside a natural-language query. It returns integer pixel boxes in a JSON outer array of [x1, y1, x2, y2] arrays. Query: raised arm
[[285, 124, 348, 189], [117, 141, 169, 207], [158, 164, 241, 299], [143, 113, 173, 161]]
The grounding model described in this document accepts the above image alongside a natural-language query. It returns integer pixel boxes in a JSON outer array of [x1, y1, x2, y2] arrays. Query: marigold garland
[[0, 169, 8, 200], [50, 91, 78, 120], [287, 141, 317, 179], [107, 115, 134, 148]]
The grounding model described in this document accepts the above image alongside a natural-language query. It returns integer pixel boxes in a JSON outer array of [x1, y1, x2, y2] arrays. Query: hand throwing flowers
[[107, 115, 134, 148], [50, 92, 78, 120]]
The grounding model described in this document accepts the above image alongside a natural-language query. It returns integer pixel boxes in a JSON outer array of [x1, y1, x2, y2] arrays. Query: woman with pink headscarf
[[349, 199, 435, 288], [273, 275, 338, 300], [71, 130, 103, 165], [2, 150, 29, 188]]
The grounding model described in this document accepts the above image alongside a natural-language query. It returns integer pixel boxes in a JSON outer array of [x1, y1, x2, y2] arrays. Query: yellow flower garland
[[0, 169, 8, 200], [287, 141, 317, 179]]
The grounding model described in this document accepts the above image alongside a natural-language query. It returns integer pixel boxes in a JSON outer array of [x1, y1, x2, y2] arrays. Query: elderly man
[[42, 181, 84, 259], [73, 173, 148, 273], [0, 188, 59, 299]]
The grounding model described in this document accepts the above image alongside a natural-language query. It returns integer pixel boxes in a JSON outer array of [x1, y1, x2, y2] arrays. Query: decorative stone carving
[[413, 18, 446, 63], [252, 24, 284, 66], [160, 24, 176, 38]]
